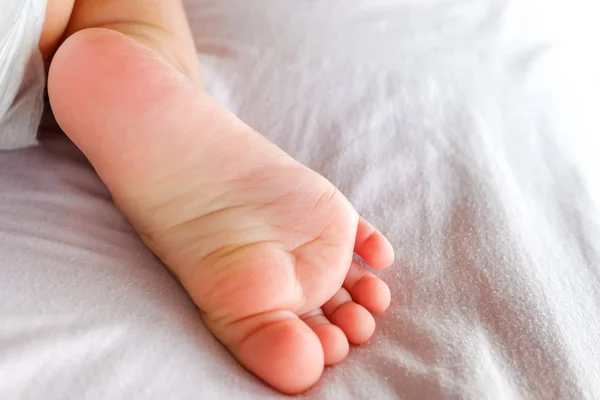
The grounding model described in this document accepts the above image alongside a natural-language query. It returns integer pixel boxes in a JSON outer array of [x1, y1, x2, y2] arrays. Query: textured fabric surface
[[0, 0, 46, 149], [1, 0, 599, 399]]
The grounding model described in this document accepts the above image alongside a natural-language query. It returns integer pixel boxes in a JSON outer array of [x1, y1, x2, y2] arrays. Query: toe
[[301, 309, 349, 366], [206, 310, 324, 394], [322, 288, 376, 345], [354, 217, 395, 269], [344, 261, 392, 314]]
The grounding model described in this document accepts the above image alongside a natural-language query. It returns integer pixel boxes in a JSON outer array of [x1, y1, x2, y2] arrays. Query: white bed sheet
[[1, 0, 599, 398]]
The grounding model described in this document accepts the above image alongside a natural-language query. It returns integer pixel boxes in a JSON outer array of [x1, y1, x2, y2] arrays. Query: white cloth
[[1, 0, 599, 399], [0, 0, 46, 150]]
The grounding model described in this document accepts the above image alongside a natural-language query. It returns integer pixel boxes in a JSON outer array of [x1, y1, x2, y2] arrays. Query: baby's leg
[[41, 0, 201, 81], [40, 0, 74, 60], [47, 1, 394, 394]]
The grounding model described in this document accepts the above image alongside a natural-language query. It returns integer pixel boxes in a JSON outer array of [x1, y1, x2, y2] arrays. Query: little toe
[[344, 261, 392, 314], [354, 217, 395, 269], [301, 310, 349, 366], [206, 310, 324, 394], [322, 288, 376, 345]]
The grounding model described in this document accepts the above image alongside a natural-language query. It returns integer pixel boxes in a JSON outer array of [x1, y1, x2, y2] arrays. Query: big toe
[[207, 311, 324, 394]]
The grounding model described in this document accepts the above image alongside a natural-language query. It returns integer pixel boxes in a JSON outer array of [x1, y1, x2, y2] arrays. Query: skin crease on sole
[[42, 1, 395, 395]]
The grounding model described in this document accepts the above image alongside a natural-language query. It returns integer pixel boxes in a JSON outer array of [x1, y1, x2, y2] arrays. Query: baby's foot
[[48, 29, 394, 394]]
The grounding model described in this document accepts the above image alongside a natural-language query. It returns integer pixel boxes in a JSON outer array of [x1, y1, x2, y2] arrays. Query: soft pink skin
[[48, 28, 394, 394]]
